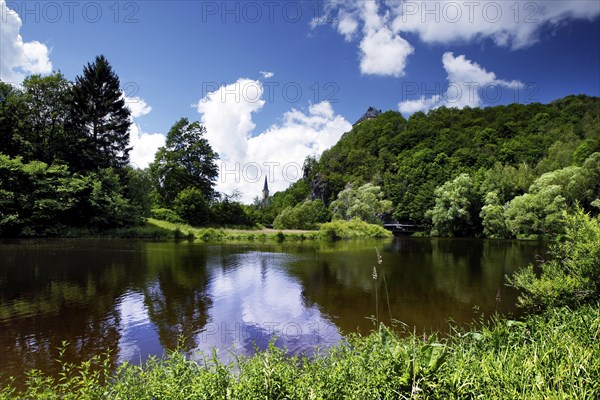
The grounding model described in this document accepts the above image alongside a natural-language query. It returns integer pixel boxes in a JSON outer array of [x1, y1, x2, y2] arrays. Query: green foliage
[[151, 208, 184, 224], [124, 167, 153, 218], [299, 96, 600, 226], [145, 219, 318, 242], [504, 185, 567, 238], [150, 118, 218, 206], [84, 168, 140, 227], [535, 138, 581, 174], [0, 81, 27, 158], [329, 183, 392, 224], [211, 194, 258, 227], [508, 210, 600, 310], [318, 218, 393, 240], [173, 187, 211, 227], [253, 178, 312, 226], [427, 173, 480, 237], [1, 74, 72, 164], [273, 200, 330, 230], [480, 191, 510, 239], [575, 152, 600, 209], [0, 56, 150, 237], [0, 155, 70, 236], [19, 73, 73, 164], [0, 155, 141, 236], [198, 228, 226, 242], [573, 138, 600, 165], [480, 162, 535, 204], [487, 152, 600, 238]]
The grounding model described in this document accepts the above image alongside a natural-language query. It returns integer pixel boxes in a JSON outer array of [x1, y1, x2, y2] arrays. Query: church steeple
[[262, 176, 269, 205]]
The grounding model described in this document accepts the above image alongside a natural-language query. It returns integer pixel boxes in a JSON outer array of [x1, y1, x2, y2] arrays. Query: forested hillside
[[271, 95, 600, 237]]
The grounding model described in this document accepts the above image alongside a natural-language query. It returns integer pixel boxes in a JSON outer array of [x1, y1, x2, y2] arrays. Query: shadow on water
[[0, 237, 547, 387]]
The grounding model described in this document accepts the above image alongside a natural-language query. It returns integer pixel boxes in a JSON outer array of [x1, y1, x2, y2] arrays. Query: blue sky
[[2, 0, 599, 201]]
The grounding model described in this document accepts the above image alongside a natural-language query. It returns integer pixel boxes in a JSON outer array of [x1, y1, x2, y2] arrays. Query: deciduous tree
[[150, 118, 219, 207]]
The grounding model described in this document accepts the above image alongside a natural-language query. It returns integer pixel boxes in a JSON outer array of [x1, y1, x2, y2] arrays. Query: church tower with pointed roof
[[262, 176, 269, 205]]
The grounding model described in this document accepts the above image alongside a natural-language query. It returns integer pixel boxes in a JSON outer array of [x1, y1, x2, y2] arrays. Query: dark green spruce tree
[[70, 55, 131, 171]]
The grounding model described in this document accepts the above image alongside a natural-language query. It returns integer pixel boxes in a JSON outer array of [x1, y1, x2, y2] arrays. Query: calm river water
[[0, 237, 546, 385]]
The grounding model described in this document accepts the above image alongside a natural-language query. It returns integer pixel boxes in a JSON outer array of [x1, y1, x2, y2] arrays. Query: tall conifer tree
[[70, 55, 131, 170]]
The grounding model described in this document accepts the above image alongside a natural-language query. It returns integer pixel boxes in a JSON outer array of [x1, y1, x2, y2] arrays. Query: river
[[0, 237, 546, 385]]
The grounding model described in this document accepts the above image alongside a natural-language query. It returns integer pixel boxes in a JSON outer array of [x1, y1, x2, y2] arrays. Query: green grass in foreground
[[1, 304, 598, 399]]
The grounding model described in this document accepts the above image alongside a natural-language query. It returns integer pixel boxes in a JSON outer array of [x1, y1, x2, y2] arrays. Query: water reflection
[[142, 244, 211, 350], [0, 238, 546, 387], [0, 240, 143, 385], [198, 249, 340, 361], [285, 238, 546, 334]]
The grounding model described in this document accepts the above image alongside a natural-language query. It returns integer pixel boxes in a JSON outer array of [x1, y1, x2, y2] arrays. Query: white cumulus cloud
[[337, 11, 360, 41], [124, 96, 152, 118], [128, 123, 165, 169], [357, 0, 414, 77], [197, 79, 352, 203], [359, 25, 414, 77], [390, 0, 600, 49], [198, 78, 265, 164], [260, 71, 274, 79], [312, 0, 600, 75], [0, 0, 52, 83], [398, 52, 524, 114], [124, 96, 164, 169]]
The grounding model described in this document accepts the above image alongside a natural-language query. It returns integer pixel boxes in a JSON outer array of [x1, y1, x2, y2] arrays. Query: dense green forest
[[270, 95, 600, 238], [0, 56, 149, 237], [1, 56, 599, 238]]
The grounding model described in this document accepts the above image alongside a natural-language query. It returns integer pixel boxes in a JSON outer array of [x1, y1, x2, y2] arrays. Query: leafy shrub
[[504, 185, 567, 238], [480, 191, 510, 238], [507, 209, 600, 310], [502, 153, 600, 238], [273, 200, 330, 230], [0, 155, 141, 237], [199, 228, 226, 242], [276, 231, 286, 242], [318, 218, 393, 240], [173, 187, 210, 226], [427, 173, 480, 237], [329, 183, 392, 224], [150, 208, 183, 224], [211, 198, 257, 226]]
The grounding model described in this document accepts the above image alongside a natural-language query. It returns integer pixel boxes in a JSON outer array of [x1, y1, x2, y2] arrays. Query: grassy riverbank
[[100, 218, 392, 242], [39, 218, 391, 242], [147, 218, 319, 241]]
